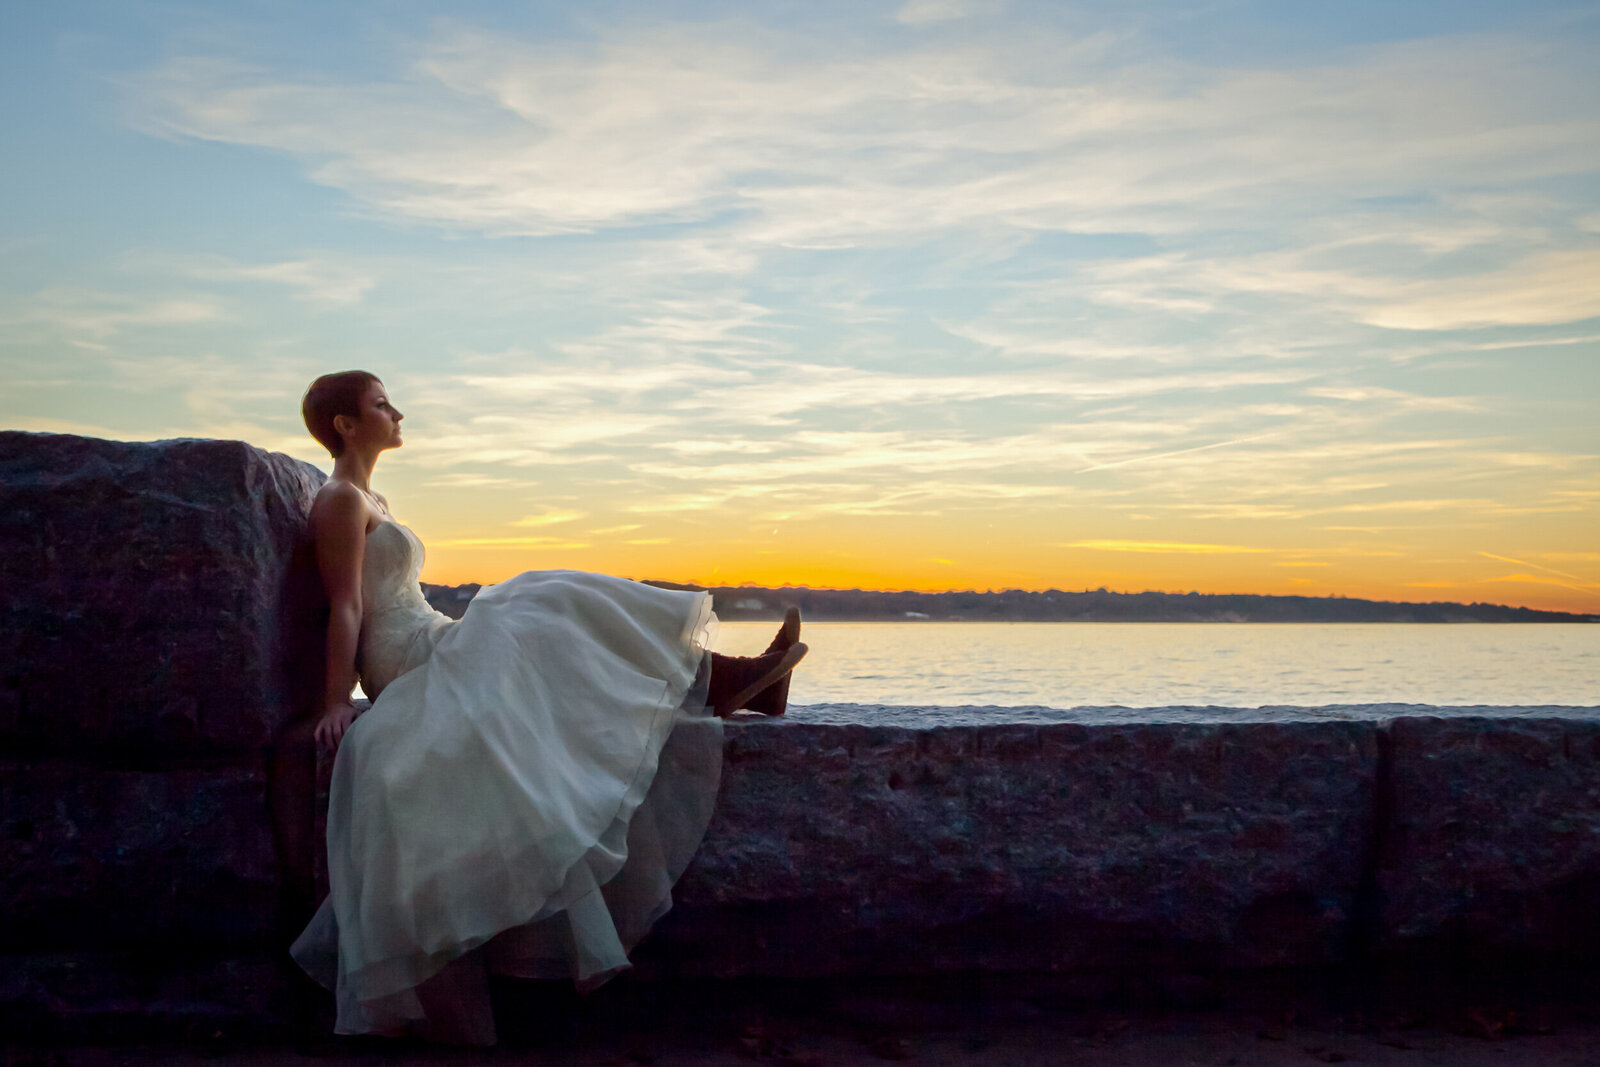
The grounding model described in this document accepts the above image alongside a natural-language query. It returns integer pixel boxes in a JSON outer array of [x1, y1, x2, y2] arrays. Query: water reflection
[[714, 621, 1599, 711]]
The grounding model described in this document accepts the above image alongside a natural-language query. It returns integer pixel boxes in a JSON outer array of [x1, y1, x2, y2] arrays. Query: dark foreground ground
[[8, 1015, 1600, 1067], [6, 966, 1598, 1067]]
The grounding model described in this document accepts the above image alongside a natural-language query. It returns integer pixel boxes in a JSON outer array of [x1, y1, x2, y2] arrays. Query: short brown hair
[[302, 370, 380, 458]]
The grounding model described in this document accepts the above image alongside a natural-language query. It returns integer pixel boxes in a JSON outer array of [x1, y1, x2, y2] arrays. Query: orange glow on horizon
[[331, 426, 1600, 619], [413, 536, 1600, 616]]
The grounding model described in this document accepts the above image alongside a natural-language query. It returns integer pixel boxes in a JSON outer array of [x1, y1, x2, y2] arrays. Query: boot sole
[[747, 665, 793, 717], [726, 643, 808, 714]]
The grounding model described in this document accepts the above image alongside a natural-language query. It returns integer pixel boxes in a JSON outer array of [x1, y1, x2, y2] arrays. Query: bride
[[287, 370, 806, 1044]]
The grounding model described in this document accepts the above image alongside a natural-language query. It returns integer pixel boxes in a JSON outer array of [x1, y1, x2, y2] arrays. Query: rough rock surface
[[3, 704, 1600, 1037], [0, 759, 278, 950], [647, 714, 1380, 977], [1380, 714, 1600, 954], [0, 952, 292, 1042], [0, 432, 325, 757]]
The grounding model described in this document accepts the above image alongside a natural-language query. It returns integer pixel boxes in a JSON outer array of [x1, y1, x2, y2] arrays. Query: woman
[[289, 370, 805, 1043]]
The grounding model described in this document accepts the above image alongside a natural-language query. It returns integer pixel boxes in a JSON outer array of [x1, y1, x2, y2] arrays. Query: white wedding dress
[[291, 520, 722, 1044]]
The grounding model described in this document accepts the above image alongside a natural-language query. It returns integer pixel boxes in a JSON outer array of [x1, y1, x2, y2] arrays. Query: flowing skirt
[[291, 571, 722, 1043]]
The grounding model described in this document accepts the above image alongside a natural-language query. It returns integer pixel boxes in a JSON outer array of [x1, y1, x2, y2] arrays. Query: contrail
[[1478, 551, 1600, 590], [1076, 431, 1278, 474]]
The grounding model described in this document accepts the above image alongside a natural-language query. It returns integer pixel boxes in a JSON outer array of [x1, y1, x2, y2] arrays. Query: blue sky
[[2, 1, 1597, 608]]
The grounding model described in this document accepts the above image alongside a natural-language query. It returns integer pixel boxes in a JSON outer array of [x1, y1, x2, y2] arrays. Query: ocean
[[712, 621, 1600, 710]]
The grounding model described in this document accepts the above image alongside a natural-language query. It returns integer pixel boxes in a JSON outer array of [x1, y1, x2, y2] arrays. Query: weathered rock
[[0, 432, 325, 758], [1379, 715, 1600, 954], [5, 702, 1600, 1038], [0, 758, 278, 950], [0, 951, 296, 1042], [646, 712, 1379, 977]]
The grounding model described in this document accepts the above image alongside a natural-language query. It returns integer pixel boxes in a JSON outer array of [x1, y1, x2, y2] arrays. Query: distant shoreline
[[422, 582, 1597, 624]]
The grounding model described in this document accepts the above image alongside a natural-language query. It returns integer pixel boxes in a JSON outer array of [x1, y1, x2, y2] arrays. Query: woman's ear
[[332, 412, 357, 441]]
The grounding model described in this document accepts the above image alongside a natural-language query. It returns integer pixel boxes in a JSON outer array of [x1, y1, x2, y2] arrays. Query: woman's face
[[343, 379, 404, 452]]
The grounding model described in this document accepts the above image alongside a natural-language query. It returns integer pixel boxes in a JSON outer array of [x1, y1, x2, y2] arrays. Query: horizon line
[[419, 578, 1597, 617]]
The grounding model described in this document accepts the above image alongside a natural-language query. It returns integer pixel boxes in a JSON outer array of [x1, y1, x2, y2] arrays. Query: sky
[[2, 1, 1597, 612]]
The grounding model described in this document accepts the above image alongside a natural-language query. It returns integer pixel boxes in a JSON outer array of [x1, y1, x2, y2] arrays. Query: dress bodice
[[358, 520, 454, 697]]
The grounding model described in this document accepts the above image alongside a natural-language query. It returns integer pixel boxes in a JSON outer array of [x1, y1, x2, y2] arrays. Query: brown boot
[[707, 643, 808, 717], [762, 606, 801, 655], [745, 655, 799, 716]]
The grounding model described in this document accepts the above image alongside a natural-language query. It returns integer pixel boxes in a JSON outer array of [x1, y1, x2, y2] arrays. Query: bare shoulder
[[310, 480, 372, 536], [310, 481, 370, 602]]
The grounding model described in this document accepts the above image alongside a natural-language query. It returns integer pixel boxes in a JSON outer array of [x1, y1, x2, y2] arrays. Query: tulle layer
[[292, 571, 721, 1044]]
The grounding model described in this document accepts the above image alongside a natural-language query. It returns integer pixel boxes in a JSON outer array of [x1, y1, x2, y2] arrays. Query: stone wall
[[0, 432, 325, 986], [1, 432, 1596, 1040], [0, 432, 326, 756], [642, 707, 1600, 980]]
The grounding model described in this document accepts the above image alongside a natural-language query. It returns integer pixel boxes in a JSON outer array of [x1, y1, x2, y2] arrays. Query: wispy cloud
[[1075, 433, 1280, 475], [1478, 551, 1600, 587], [429, 535, 591, 549], [1483, 572, 1600, 592], [1062, 540, 1273, 554], [1303, 386, 1482, 413], [173, 253, 377, 306], [895, 0, 1001, 25], [419, 473, 523, 488], [1366, 250, 1600, 330], [2, 4, 1594, 608], [4, 287, 228, 343], [513, 509, 586, 527], [126, 26, 1598, 254]]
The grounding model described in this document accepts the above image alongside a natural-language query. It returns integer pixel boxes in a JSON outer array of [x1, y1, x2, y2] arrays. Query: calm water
[[713, 622, 1599, 709]]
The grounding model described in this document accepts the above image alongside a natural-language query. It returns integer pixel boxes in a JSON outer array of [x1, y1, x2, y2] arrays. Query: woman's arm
[[312, 485, 368, 752]]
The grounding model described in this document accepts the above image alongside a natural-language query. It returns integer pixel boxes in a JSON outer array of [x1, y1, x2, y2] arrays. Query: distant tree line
[[421, 581, 1595, 623]]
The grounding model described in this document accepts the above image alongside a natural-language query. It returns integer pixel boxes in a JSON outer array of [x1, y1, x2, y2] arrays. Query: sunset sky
[[2, 1, 1597, 612]]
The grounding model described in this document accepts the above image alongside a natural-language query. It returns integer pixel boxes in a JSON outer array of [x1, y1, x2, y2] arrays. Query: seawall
[[2, 431, 1597, 1039], [654, 704, 1600, 979]]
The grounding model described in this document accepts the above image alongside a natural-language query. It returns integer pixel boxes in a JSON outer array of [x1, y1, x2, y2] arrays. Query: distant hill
[[422, 581, 1596, 623]]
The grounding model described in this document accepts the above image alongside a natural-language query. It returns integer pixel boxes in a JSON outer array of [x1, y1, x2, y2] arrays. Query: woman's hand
[[315, 699, 362, 754]]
